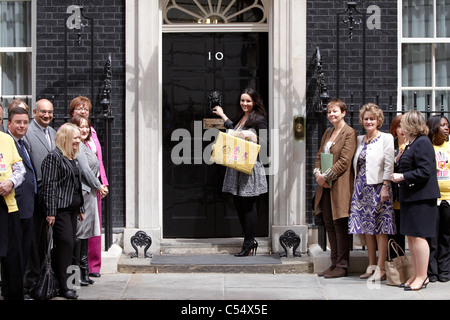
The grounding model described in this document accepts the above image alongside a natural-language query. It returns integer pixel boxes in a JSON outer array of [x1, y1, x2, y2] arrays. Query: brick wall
[[36, 0, 126, 228], [306, 1, 398, 223]]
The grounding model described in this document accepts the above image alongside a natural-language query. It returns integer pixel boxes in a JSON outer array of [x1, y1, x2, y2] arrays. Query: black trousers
[[52, 194, 80, 292], [23, 210, 47, 290], [428, 200, 450, 281], [319, 189, 350, 269], [20, 216, 33, 275], [233, 195, 258, 243], [1, 210, 24, 300]]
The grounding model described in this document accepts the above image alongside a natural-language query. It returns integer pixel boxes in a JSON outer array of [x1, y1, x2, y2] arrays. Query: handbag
[[385, 238, 414, 286], [30, 226, 59, 300], [210, 131, 261, 175]]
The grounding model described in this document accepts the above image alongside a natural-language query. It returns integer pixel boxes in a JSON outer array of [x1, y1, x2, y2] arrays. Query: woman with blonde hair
[[41, 123, 85, 299], [349, 103, 396, 282], [391, 110, 440, 290]]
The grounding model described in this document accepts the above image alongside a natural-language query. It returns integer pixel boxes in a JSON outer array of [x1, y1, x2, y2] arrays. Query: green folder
[[321, 152, 333, 186]]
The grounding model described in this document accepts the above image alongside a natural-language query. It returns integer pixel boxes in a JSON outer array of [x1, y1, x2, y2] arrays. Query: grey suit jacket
[[23, 120, 56, 182]]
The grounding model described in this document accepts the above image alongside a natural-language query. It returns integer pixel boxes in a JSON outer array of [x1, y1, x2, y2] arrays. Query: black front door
[[163, 32, 268, 238]]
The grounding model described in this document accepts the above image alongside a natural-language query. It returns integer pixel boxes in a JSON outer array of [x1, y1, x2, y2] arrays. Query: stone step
[[116, 244, 372, 275], [117, 253, 313, 274]]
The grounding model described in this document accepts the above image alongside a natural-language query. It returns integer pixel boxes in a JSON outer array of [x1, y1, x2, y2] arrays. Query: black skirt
[[400, 199, 437, 238]]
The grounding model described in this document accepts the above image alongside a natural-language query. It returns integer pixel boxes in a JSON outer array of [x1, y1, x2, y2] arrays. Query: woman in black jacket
[[213, 88, 268, 257], [41, 123, 85, 299], [391, 110, 440, 291]]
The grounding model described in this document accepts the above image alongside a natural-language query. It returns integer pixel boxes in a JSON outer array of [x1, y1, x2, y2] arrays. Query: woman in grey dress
[[213, 88, 268, 256], [70, 115, 108, 285]]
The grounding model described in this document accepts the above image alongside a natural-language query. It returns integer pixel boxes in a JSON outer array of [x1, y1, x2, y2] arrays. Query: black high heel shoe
[[404, 278, 429, 291], [234, 240, 258, 257]]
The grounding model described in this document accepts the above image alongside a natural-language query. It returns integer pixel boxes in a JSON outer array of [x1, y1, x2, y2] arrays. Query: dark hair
[[327, 98, 347, 113], [426, 114, 449, 143], [238, 88, 267, 128], [8, 106, 29, 121], [70, 114, 92, 142], [389, 114, 402, 138]]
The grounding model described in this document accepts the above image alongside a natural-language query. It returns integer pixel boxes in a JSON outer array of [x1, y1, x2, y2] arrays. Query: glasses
[[38, 110, 53, 115], [74, 107, 89, 112]]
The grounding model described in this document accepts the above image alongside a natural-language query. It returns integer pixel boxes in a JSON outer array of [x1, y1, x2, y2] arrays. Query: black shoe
[[234, 239, 258, 257], [89, 273, 101, 278], [404, 278, 429, 291], [60, 289, 78, 300], [81, 269, 94, 285]]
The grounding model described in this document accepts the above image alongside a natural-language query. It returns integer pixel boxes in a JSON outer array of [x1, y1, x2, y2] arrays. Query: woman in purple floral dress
[[349, 103, 396, 282]]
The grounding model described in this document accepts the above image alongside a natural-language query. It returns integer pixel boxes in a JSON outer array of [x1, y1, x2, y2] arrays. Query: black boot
[[80, 239, 94, 285], [72, 239, 89, 286], [234, 239, 258, 257]]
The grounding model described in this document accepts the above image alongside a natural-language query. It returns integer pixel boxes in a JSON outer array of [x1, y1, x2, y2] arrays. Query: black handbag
[[30, 226, 59, 300]]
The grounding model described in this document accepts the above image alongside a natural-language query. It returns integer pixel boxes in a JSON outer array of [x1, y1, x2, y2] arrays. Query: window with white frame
[[400, 0, 450, 111], [0, 0, 32, 121]]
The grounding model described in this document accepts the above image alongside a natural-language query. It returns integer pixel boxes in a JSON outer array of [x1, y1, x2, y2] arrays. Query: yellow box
[[210, 131, 261, 175]]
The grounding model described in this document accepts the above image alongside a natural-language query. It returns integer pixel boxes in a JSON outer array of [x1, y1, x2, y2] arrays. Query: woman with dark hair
[[313, 98, 356, 278], [212, 88, 268, 256], [69, 115, 108, 286], [388, 115, 407, 254], [426, 114, 450, 283], [69, 96, 108, 278]]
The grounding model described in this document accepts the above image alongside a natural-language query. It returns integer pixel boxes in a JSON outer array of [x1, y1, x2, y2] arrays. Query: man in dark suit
[[22, 99, 57, 294], [7, 107, 37, 287]]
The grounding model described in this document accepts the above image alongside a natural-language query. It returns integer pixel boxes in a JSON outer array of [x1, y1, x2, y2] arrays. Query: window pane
[[437, 1, 450, 37], [402, 44, 432, 87], [436, 43, 450, 87], [0, 1, 31, 47], [435, 91, 450, 111], [402, 0, 433, 38], [164, 0, 266, 24], [1, 52, 31, 95], [401, 90, 433, 111]]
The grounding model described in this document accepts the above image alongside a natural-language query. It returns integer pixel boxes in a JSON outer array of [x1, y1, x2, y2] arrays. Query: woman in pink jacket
[[69, 96, 109, 278]]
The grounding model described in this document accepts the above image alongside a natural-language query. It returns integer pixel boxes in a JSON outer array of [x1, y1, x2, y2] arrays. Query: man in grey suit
[[22, 99, 57, 294]]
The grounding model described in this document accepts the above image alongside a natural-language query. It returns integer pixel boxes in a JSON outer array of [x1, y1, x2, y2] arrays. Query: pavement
[[74, 271, 450, 301], [68, 243, 450, 303]]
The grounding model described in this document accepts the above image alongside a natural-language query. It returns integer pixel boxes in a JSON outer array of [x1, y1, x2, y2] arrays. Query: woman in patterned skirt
[[212, 88, 268, 257], [349, 103, 396, 282]]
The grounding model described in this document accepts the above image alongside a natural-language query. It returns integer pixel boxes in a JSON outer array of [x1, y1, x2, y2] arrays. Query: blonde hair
[[359, 103, 384, 129], [401, 110, 429, 137], [55, 123, 80, 159]]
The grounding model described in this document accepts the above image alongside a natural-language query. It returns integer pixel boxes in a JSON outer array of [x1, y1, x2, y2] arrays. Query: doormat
[[150, 255, 282, 266]]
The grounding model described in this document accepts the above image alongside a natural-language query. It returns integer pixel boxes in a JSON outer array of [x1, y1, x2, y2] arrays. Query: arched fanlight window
[[163, 0, 268, 24]]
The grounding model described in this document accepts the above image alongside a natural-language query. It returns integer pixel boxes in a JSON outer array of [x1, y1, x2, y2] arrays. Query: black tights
[[233, 195, 258, 243]]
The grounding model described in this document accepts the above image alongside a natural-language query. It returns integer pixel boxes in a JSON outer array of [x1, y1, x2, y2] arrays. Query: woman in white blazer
[[349, 103, 396, 283]]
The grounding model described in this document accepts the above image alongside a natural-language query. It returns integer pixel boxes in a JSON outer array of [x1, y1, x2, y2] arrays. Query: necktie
[[19, 139, 37, 194], [44, 127, 52, 149]]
